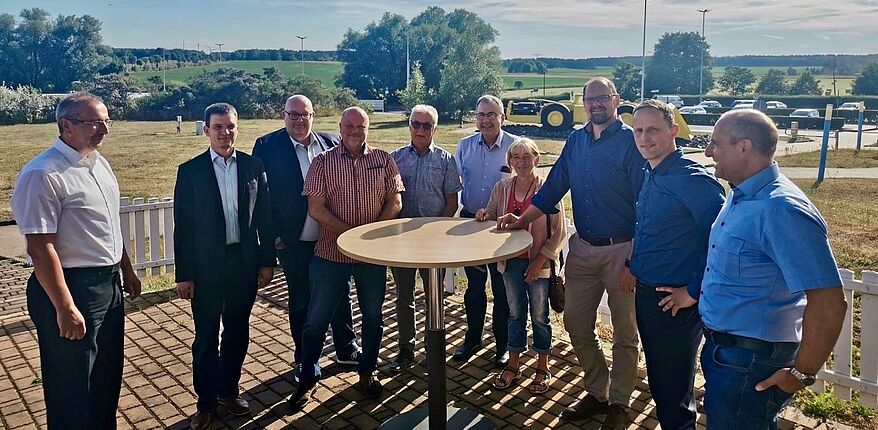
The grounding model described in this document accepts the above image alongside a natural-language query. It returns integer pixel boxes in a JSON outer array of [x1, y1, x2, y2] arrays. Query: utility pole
[[216, 43, 224, 62], [296, 36, 307, 76], [161, 47, 166, 92], [641, 0, 648, 102], [406, 27, 410, 89], [698, 9, 711, 101]]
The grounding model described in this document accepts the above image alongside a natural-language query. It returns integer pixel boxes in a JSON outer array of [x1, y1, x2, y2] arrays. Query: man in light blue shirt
[[388, 104, 461, 372], [699, 109, 847, 430], [453, 95, 518, 368]]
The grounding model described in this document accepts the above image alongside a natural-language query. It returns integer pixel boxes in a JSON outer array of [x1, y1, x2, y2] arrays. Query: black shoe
[[452, 341, 483, 362], [561, 394, 610, 421], [357, 372, 384, 398], [600, 404, 630, 430], [389, 351, 415, 373], [493, 350, 509, 369], [287, 380, 316, 410], [336, 349, 362, 365]]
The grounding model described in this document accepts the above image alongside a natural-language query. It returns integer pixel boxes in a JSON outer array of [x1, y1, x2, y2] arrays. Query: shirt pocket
[[364, 165, 388, 199], [712, 232, 744, 278]]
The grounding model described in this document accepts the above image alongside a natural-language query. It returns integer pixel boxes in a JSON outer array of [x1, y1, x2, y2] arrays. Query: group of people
[[10, 75, 847, 430]]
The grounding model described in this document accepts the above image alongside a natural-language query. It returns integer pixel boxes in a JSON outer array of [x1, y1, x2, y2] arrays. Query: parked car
[[766, 101, 787, 109], [731, 99, 756, 107], [698, 100, 722, 108], [838, 102, 861, 111], [731, 103, 754, 110], [653, 94, 684, 108], [790, 108, 820, 118], [679, 106, 708, 114]]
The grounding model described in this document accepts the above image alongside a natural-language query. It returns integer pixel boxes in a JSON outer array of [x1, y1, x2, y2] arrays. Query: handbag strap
[[546, 213, 557, 277]]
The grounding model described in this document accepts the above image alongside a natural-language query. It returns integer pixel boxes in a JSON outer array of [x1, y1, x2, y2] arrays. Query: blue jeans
[[700, 336, 798, 430], [502, 258, 552, 354], [277, 242, 357, 365], [299, 257, 387, 383]]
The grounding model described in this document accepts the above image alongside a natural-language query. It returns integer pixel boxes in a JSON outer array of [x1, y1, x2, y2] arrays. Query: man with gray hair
[[454, 94, 519, 368], [388, 104, 462, 372], [12, 92, 142, 428], [699, 109, 846, 429]]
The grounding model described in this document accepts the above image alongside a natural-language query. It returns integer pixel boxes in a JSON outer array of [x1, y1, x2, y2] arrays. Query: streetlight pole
[[640, 0, 648, 102], [406, 27, 410, 90], [296, 36, 307, 76], [698, 9, 711, 102]]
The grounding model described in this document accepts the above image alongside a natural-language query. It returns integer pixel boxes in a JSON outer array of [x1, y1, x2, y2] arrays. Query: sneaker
[[600, 404, 630, 430], [336, 349, 362, 365], [357, 372, 384, 398], [389, 351, 415, 373], [561, 394, 610, 421]]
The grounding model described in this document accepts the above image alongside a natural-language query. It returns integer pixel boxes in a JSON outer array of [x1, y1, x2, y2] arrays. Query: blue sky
[[3, 0, 877, 58]]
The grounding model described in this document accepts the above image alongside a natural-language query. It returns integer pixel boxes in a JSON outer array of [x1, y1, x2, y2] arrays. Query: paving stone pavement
[[0, 257, 837, 429]]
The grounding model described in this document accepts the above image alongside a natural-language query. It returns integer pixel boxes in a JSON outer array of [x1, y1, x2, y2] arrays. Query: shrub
[[0, 86, 56, 125]]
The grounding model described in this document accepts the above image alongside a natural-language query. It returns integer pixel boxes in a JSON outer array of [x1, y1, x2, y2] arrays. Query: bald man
[[288, 107, 404, 409], [253, 96, 360, 380]]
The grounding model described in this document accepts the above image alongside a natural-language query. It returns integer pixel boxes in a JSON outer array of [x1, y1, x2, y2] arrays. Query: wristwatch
[[789, 367, 817, 387]]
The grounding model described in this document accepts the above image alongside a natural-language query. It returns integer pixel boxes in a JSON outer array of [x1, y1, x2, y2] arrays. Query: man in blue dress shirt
[[499, 77, 644, 430], [626, 100, 725, 430], [699, 109, 847, 429]]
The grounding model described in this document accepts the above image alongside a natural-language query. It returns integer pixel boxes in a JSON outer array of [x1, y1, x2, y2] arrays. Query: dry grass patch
[[778, 149, 878, 168]]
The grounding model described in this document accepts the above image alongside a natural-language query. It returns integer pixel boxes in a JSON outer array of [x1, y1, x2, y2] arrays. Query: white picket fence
[[121, 201, 877, 407]]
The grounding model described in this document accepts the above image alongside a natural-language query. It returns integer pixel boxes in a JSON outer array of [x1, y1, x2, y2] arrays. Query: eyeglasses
[[476, 112, 499, 119], [284, 111, 312, 120], [584, 94, 617, 105], [410, 120, 434, 130], [64, 117, 113, 128]]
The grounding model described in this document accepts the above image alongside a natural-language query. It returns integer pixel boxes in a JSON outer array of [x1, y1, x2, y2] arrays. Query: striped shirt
[[303, 143, 404, 263]]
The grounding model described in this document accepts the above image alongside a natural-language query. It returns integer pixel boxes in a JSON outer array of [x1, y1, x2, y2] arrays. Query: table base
[[379, 407, 497, 430]]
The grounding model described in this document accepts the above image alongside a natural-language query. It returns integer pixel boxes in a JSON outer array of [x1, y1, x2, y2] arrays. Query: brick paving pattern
[[0, 257, 841, 429]]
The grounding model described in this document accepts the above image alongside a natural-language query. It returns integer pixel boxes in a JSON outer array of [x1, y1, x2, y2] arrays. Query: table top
[[336, 217, 532, 269]]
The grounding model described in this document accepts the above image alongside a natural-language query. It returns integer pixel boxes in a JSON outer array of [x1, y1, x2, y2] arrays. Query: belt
[[704, 329, 797, 355], [579, 234, 631, 246]]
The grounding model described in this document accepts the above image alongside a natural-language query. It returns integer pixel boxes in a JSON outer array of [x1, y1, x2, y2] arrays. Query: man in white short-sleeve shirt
[[11, 92, 141, 430]]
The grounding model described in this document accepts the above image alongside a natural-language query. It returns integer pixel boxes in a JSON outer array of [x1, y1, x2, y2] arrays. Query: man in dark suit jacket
[[174, 103, 276, 430], [252, 95, 360, 375]]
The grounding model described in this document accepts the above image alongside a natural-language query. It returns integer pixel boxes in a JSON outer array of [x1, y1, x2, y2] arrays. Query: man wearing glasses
[[498, 77, 644, 430], [12, 92, 142, 429], [453, 94, 519, 368], [388, 104, 462, 372], [253, 95, 361, 380]]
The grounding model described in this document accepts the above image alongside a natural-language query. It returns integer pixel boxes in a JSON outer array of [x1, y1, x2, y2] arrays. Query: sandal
[[528, 368, 551, 394], [492, 366, 521, 389]]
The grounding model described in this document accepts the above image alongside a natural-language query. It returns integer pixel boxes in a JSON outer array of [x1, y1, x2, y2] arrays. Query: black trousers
[[191, 245, 258, 412], [27, 265, 124, 430], [635, 281, 703, 430]]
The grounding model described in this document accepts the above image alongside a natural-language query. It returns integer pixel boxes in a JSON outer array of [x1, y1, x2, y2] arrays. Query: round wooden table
[[337, 217, 532, 430]]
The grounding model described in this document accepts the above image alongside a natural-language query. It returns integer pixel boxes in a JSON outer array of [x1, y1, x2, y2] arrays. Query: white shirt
[[209, 147, 240, 245], [11, 138, 123, 268], [292, 133, 328, 242]]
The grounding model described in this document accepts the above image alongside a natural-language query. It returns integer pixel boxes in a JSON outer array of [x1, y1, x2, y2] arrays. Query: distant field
[[130, 60, 343, 88], [502, 67, 613, 90]]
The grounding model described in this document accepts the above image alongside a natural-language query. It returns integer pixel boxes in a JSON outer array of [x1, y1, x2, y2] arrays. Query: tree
[[786, 67, 798, 76], [0, 8, 111, 92], [756, 69, 787, 95], [852, 62, 878, 95], [789, 70, 821, 95], [434, 37, 503, 122], [70, 73, 139, 119], [513, 80, 524, 90], [395, 61, 431, 111], [612, 61, 641, 101], [717, 66, 755, 95], [644, 32, 713, 94]]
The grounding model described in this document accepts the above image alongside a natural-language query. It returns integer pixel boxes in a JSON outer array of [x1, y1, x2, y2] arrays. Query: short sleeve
[[302, 153, 326, 197], [385, 155, 405, 194], [11, 169, 63, 235], [444, 155, 463, 194]]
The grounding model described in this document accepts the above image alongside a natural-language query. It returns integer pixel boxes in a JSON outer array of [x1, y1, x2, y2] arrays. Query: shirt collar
[[733, 162, 779, 198], [584, 118, 623, 141], [479, 130, 504, 149], [340, 141, 371, 157], [53, 137, 98, 167], [209, 147, 237, 164], [647, 148, 684, 175], [289, 131, 319, 149], [408, 141, 436, 156]]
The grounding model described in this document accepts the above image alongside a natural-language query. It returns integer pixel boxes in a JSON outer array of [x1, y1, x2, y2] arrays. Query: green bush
[[0, 86, 57, 125]]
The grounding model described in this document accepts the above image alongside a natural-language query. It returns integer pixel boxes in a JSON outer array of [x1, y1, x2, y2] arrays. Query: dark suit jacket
[[173, 149, 276, 285], [252, 128, 341, 245]]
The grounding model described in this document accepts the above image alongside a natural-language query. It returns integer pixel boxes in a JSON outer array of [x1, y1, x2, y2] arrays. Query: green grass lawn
[[502, 67, 614, 90], [777, 149, 878, 168], [130, 60, 343, 88]]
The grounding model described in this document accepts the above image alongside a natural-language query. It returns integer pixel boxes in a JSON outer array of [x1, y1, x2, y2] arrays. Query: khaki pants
[[563, 233, 639, 406]]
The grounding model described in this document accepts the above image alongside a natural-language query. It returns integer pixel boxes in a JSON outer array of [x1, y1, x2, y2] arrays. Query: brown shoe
[[218, 396, 251, 416], [561, 394, 610, 421], [600, 404, 630, 430], [190, 410, 214, 430]]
